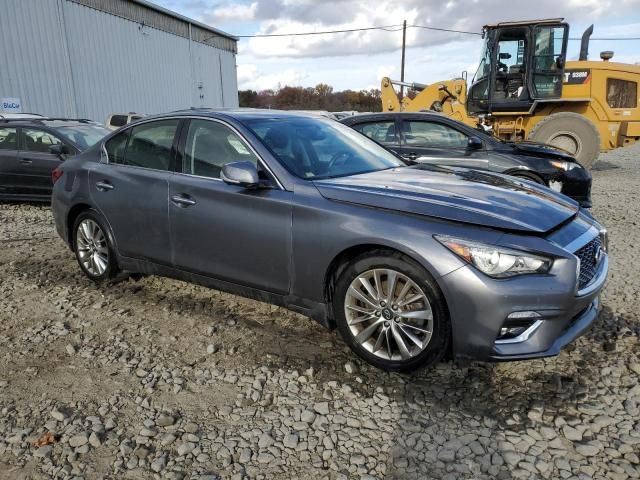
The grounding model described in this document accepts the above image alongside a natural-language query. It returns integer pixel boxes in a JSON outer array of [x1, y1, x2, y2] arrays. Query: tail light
[[52, 167, 63, 184]]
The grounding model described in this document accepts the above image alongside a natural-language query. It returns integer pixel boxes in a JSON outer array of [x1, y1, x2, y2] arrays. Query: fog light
[[495, 312, 542, 343]]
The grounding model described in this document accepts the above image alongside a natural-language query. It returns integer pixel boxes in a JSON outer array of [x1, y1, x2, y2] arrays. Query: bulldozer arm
[[380, 77, 476, 127]]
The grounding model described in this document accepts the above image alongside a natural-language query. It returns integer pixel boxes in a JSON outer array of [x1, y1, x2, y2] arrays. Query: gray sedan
[[51, 110, 608, 371]]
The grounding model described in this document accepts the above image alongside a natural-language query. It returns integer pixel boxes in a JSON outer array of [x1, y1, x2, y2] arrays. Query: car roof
[[0, 118, 103, 128], [341, 111, 448, 123], [155, 108, 337, 123]]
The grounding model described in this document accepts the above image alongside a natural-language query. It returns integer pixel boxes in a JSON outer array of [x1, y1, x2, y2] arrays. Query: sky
[[154, 0, 640, 92]]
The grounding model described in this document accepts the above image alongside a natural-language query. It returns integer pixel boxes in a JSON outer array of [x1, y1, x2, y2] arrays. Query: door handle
[[19, 158, 32, 165], [171, 194, 196, 207], [95, 180, 114, 191]]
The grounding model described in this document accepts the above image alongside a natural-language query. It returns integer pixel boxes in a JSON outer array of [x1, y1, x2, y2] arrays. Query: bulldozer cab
[[467, 19, 569, 114]]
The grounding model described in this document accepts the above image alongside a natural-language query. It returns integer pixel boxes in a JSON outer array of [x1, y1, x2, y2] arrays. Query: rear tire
[[72, 209, 119, 283], [332, 250, 451, 372], [528, 112, 600, 169]]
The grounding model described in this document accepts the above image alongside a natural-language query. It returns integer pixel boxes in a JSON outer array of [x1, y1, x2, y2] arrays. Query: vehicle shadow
[[379, 304, 635, 479]]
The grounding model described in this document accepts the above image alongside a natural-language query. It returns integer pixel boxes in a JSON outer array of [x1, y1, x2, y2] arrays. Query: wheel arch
[[67, 203, 93, 249], [322, 242, 447, 327]]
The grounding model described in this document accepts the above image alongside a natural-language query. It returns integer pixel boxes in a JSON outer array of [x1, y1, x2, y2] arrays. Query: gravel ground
[[0, 145, 639, 480]]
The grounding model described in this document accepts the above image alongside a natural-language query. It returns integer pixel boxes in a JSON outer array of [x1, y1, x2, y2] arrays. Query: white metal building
[[0, 0, 239, 122]]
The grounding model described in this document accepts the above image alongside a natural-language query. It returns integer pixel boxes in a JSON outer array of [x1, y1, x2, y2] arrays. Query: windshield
[[472, 36, 491, 84], [56, 124, 111, 150], [243, 116, 406, 180]]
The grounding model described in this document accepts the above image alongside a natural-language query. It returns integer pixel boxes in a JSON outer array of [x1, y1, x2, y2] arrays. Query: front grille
[[574, 236, 602, 289]]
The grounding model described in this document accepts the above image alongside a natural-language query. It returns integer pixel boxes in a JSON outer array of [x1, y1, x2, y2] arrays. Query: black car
[[340, 112, 592, 207], [0, 117, 111, 202]]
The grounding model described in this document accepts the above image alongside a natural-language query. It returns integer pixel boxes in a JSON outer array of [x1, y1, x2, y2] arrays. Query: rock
[[576, 443, 601, 457], [301, 410, 316, 423], [68, 433, 89, 448], [257, 452, 274, 464], [156, 414, 175, 427], [65, 344, 76, 355], [629, 363, 640, 375], [283, 433, 299, 449], [51, 407, 68, 422], [177, 442, 196, 456], [350, 454, 366, 466], [239, 448, 252, 464], [562, 425, 582, 442], [314, 402, 330, 415], [33, 445, 53, 458], [437, 449, 456, 463], [258, 433, 274, 449], [88, 432, 102, 448], [151, 456, 166, 472], [344, 362, 358, 374]]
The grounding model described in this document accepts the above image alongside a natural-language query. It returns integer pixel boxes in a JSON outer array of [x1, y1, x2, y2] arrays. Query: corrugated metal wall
[[0, 0, 238, 122]]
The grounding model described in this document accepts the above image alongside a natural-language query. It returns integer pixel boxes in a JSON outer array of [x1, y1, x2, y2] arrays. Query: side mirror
[[50, 144, 70, 158], [467, 136, 483, 150], [221, 161, 260, 188]]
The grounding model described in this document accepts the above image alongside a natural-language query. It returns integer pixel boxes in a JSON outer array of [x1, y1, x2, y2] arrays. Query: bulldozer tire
[[528, 112, 600, 169]]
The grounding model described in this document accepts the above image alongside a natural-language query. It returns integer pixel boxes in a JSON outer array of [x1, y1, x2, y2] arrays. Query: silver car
[[51, 110, 608, 371]]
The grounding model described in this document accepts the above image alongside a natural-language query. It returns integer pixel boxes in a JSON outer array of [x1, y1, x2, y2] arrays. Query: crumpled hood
[[504, 141, 576, 161], [314, 166, 579, 233]]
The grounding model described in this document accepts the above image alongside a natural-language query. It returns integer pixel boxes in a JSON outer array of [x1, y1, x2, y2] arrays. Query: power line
[[230, 23, 638, 41], [235, 24, 405, 38], [569, 37, 640, 41]]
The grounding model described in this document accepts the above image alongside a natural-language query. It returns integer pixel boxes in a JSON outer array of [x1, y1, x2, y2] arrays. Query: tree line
[[238, 84, 383, 112]]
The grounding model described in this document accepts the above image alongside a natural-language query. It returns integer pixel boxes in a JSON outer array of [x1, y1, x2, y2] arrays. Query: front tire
[[528, 112, 600, 169], [73, 209, 119, 283], [333, 250, 451, 372]]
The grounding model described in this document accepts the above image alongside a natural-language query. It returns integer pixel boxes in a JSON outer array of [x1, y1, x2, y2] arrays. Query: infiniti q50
[[51, 110, 608, 371]]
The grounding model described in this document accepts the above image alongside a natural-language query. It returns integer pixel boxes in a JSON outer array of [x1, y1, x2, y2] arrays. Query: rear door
[[398, 119, 489, 170], [89, 119, 180, 263], [350, 119, 401, 154], [0, 126, 20, 195], [17, 128, 66, 196], [169, 118, 292, 294]]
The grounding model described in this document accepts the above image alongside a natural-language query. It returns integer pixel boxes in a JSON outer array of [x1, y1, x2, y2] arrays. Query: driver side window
[[183, 120, 258, 179]]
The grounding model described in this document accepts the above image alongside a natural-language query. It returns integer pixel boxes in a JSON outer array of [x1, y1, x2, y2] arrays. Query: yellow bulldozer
[[381, 18, 640, 168]]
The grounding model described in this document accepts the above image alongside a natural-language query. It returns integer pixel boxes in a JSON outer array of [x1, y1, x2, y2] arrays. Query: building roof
[[69, 0, 237, 52], [128, 0, 237, 41]]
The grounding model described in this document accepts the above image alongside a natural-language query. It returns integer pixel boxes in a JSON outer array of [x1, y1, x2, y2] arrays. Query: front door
[[169, 118, 292, 294], [0, 126, 21, 196], [16, 128, 65, 197], [398, 119, 489, 170], [89, 119, 180, 263]]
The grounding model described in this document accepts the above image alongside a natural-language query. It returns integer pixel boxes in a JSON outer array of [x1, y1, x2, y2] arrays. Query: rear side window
[[607, 79, 637, 108], [352, 121, 398, 145], [23, 128, 63, 153], [184, 119, 258, 179], [0, 127, 17, 150], [124, 120, 179, 170], [109, 115, 128, 128], [105, 130, 129, 164], [402, 121, 468, 148]]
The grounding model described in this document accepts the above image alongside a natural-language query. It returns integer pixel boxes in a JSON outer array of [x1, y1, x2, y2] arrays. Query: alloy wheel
[[76, 219, 109, 277], [344, 268, 434, 361]]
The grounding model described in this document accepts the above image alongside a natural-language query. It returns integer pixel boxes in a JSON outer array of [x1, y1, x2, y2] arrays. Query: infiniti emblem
[[382, 309, 393, 320], [594, 245, 602, 264]]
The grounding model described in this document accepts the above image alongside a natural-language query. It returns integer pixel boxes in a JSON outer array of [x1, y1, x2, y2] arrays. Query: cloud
[[206, 0, 640, 58], [237, 63, 309, 90]]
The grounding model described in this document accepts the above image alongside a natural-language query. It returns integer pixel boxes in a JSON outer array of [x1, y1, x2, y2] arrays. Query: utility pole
[[400, 19, 407, 100]]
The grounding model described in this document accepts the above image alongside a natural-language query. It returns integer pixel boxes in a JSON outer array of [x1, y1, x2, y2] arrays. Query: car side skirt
[[117, 255, 332, 329]]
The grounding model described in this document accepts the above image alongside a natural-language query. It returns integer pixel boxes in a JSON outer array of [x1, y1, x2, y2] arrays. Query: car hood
[[501, 141, 576, 161], [314, 166, 579, 233]]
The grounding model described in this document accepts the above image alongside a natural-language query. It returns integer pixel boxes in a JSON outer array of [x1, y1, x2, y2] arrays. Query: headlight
[[550, 160, 581, 171], [435, 236, 553, 277]]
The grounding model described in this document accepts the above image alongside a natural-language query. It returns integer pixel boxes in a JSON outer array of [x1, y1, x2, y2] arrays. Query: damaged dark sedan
[[341, 112, 592, 207], [51, 110, 607, 372]]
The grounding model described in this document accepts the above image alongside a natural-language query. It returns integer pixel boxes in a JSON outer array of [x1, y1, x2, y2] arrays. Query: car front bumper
[[547, 166, 592, 208], [436, 248, 608, 362]]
